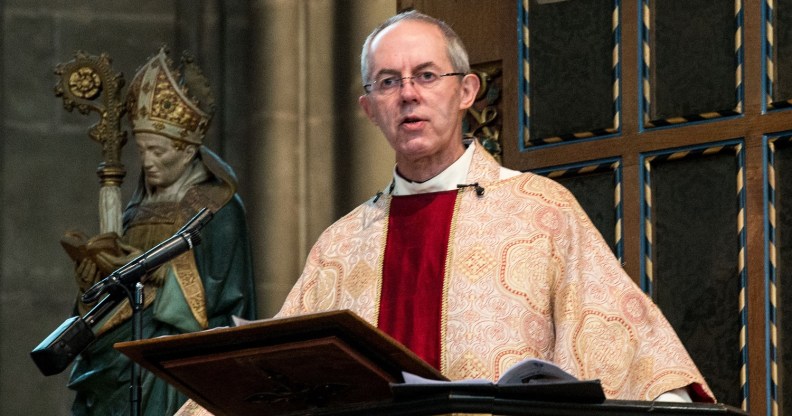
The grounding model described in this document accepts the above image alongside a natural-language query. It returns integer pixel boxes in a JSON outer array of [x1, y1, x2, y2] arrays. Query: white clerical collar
[[391, 144, 476, 196]]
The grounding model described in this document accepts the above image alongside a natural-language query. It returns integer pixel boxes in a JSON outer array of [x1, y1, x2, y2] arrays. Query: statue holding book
[[58, 46, 257, 416]]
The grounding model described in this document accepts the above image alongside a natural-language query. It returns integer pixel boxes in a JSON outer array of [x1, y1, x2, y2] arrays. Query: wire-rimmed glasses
[[364, 71, 465, 95]]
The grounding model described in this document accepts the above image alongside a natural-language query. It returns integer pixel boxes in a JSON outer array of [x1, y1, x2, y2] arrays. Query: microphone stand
[[87, 276, 147, 416], [130, 281, 144, 416]]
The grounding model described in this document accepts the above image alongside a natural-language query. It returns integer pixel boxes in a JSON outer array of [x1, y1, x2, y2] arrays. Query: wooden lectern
[[115, 310, 748, 416], [115, 310, 444, 416]]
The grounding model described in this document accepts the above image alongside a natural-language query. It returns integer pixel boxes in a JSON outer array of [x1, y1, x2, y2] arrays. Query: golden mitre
[[126, 46, 214, 145]]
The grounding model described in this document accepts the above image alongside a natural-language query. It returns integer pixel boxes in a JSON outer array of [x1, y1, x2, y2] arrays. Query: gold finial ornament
[[126, 47, 214, 146], [55, 51, 127, 234], [68, 67, 103, 99]]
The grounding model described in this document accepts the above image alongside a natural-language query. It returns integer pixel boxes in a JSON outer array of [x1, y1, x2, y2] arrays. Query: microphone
[[81, 207, 214, 303], [457, 182, 485, 197]]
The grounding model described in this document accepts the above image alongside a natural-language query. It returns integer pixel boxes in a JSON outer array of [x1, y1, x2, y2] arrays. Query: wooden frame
[[398, 1, 783, 414]]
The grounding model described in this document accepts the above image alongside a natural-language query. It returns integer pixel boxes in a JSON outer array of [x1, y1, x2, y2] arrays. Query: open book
[[393, 358, 605, 404]]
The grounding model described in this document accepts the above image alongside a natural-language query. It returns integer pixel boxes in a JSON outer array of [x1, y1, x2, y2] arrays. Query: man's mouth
[[401, 116, 425, 126]]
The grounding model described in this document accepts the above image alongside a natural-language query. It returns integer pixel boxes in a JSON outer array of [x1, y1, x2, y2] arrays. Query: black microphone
[[81, 207, 214, 303], [457, 182, 485, 197]]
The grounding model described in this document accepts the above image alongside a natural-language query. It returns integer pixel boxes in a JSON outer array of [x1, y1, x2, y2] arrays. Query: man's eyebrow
[[412, 62, 436, 72], [372, 68, 401, 79], [372, 62, 439, 78]]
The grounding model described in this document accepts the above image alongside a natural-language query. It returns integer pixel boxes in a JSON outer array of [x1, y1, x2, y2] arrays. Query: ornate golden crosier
[[55, 51, 127, 234]]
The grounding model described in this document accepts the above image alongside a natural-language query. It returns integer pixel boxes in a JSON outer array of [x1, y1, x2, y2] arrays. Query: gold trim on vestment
[[373, 195, 391, 326], [440, 189, 466, 375], [171, 251, 208, 328]]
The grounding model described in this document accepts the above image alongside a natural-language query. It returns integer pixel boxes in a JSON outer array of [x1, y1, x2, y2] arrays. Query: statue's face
[[134, 133, 196, 194]]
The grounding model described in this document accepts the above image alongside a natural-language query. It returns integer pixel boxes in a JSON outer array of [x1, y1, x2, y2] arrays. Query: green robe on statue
[[68, 148, 257, 416]]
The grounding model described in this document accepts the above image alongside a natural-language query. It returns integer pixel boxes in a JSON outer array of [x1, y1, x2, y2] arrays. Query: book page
[[498, 358, 577, 385], [401, 371, 490, 385]]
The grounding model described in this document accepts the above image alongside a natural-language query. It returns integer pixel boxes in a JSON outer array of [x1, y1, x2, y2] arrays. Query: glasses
[[364, 71, 465, 95]]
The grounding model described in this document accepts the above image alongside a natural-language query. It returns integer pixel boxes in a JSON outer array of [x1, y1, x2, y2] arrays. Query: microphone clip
[[457, 182, 485, 197]]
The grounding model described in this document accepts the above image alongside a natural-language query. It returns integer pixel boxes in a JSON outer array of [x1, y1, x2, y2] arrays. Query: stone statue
[[60, 46, 257, 416]]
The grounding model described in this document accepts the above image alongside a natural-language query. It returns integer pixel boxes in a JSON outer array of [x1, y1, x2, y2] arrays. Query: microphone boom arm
[[81, 207, 213, 303]]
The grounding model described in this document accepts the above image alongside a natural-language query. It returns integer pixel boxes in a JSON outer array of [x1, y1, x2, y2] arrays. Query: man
[[285, 10, 715, 402], [66, 47, 257, 416], [177, 11, 713, 415]]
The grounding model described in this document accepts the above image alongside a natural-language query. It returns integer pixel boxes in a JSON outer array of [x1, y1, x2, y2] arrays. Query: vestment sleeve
[[546, 181, 715, 402]]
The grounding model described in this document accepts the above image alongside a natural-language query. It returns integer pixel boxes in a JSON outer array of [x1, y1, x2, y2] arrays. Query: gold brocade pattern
[[447, 351, 487, 381], [171, 251, 208, 329], [439, 190, 465, 375], [373, 194, 391, 326], [346, 262, 375, 299], [572, 311, 635, 396], [275, 141, 715, 402], [457, 244, 496, 283]]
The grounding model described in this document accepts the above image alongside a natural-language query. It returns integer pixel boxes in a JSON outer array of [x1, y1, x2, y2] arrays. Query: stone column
[[248, 0, 394, 317]]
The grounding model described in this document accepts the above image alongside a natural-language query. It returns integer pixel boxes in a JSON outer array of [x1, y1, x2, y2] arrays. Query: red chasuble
[[378, 190, 458, 370]]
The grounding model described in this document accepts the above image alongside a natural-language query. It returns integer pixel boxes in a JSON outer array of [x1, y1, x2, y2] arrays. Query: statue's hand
[[93, 240, 167, 287], [64, 231, 143, 291], [91, 237, 140, 276], [75, 258, 102, 294], [64, 231, 170, 297]]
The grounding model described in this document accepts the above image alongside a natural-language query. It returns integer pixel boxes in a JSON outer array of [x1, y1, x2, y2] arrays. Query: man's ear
[[459, 73, 481, 110], [358, 94, 376, 124]]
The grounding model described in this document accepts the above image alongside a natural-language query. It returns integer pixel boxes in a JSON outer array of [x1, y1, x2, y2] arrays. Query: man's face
[[359, 20, 479, 171], [134, 133, 196, 193]]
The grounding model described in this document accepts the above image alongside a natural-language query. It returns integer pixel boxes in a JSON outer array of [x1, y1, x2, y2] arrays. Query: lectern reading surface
[[114, 310, 445, 416]]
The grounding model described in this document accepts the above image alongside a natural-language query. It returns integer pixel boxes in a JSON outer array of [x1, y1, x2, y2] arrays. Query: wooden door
[[399, 1, 792, 414]]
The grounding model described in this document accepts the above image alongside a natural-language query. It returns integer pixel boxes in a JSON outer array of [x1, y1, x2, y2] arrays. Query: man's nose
[[399, 78, 420, 100]]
